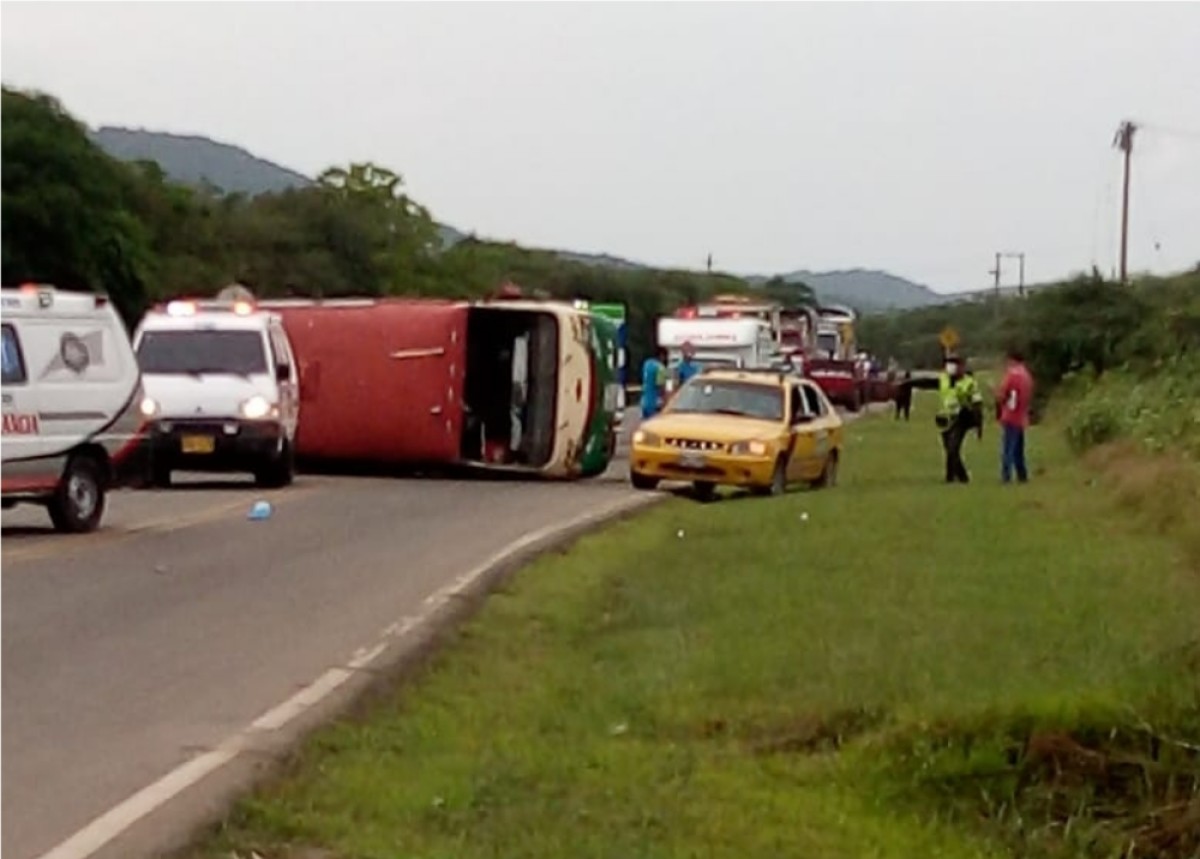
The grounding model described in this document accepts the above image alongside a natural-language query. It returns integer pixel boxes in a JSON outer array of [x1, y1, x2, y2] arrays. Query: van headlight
[[730, 440, 769, 456], [139, 397, 160, 418], [633, 429, 661, 446], [240, 395, 274, 420]]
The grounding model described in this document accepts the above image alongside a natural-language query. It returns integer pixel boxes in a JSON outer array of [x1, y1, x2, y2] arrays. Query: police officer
[[936, 354, 984, 483]]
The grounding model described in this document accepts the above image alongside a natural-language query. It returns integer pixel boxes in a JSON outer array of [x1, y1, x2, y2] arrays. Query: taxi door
[[801, 381, 836, 479], [785, 382, 817, 482]]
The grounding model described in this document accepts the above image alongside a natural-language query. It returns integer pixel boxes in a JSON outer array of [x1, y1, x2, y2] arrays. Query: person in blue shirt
[[640, 347, 669, 419], [676, 341, 701, 388]]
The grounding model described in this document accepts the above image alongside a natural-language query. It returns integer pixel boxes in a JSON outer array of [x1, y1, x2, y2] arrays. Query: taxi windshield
[[668, 379, 783, 422]]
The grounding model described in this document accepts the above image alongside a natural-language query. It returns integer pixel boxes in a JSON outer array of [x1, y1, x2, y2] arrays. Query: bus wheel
[[631, 472, 660, 491], [49, 454, 106, 534]]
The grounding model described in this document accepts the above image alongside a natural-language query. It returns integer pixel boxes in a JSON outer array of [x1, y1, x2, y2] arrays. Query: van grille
[[665, 438, 726, 452]]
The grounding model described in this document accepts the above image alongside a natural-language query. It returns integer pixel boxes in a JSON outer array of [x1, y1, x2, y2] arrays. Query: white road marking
[[32, 493, 659, 859]]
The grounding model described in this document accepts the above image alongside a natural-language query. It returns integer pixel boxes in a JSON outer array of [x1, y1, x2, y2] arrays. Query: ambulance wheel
[[255, 441, 295, 489], [151, 463, 172, 488], [49, 455, 106, 534]]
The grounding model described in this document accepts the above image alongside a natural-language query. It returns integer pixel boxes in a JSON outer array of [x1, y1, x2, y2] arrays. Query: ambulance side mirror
[[275, 363, 290, 383]]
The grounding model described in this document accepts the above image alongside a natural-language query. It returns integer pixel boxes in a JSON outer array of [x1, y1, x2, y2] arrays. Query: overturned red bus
[[262, 297, 620, 478]]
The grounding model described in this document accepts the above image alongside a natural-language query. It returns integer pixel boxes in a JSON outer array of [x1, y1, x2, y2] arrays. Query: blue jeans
[[1001, 423, 1028, 483]]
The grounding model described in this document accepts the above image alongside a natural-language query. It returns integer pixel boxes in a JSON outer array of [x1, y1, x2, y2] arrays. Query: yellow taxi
[[630, 368, 844, 499]]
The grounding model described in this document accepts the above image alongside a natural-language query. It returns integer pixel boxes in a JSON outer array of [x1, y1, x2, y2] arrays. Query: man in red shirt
[[996, 347, 1035, 483]]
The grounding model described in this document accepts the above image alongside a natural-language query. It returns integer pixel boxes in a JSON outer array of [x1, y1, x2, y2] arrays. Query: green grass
[[190, 391, 1200, 859]]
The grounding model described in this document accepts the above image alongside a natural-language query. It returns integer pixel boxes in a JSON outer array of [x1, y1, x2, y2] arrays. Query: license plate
[[181, 434, 215, 454], [678, 451, 707, 469]]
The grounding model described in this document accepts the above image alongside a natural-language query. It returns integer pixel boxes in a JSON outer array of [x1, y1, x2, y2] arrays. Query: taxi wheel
[[811, 452, 839, 489], [768, 458, 788, 496], [631, 472, 660, 491], [692, 481, 717, 502]]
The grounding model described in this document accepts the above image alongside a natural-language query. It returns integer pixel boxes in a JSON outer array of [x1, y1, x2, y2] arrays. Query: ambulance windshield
[[137, 330, 268, 376]]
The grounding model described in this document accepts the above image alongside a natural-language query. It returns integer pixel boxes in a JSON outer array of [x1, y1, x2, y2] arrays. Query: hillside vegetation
[[2, 87, 779, 365], [85, 123, 946, 313]]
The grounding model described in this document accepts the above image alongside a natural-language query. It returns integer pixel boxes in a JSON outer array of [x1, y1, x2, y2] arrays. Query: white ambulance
[[2, 284, 149, 532], [132, 290, 300, 488]]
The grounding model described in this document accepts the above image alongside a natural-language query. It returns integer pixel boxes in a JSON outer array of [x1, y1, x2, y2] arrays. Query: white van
[[2, 284, 149, 532], [133, 295, 299, 488]]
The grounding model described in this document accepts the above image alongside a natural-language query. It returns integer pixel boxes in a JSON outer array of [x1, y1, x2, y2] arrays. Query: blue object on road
[[248, 500, 273, 521]]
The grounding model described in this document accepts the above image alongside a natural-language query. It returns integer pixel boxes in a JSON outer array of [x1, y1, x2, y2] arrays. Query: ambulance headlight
[[239, 395, 273, 420], [139, 397, 160, 418]]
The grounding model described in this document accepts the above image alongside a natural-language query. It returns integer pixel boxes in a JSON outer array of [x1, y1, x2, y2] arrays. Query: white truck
[[656, 317, 776, 391]]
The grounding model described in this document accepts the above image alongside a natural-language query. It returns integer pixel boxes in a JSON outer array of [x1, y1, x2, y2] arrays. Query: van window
[[2, 324, 27, 385], [137, 330, 269, 376], [269, 328, 292, 371]]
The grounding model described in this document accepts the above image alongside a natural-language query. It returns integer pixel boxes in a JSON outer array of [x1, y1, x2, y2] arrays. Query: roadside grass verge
[[188, 392, 1200, 859]]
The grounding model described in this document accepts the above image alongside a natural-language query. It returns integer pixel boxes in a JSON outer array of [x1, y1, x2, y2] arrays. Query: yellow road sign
[[939, 326, 959, 350]]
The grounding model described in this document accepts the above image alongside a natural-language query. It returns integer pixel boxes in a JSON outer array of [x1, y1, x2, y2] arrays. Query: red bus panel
[[276, 300, 468, 464]]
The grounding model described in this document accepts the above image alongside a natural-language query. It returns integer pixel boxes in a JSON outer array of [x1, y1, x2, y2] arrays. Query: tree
[[761, 275, 816, 308], [1, 87, 155, 324]]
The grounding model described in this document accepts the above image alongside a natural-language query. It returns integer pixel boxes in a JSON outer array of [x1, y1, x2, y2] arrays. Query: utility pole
[[706, 253, 713, 274], [1113, 120, 1137, 283], [989, 252, 1001, 297], [1000, 251, 1026, 297]]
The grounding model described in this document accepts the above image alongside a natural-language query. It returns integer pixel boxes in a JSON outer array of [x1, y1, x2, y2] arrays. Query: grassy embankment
[[191, 389, 1200, 859]]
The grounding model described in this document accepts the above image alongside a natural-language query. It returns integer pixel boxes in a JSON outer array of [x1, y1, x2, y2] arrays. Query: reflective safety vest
[[938, 372, 982, 418]]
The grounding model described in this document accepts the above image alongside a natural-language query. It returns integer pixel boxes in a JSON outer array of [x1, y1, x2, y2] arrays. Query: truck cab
[[133, 295, 300, 488]]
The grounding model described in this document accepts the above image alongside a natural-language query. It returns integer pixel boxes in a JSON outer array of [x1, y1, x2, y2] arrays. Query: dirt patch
[[1083, 441, 1200, 571], [744, 706, 889, 756], [895, 719, 1200, 859]]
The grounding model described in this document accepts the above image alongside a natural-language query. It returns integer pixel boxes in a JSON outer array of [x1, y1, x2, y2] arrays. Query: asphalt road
[[2, 432, 645, 859], [1, 403, 872, 859]]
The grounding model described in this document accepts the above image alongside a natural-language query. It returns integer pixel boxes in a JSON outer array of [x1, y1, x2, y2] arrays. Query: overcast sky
[[3, 1, 1199, 294]]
